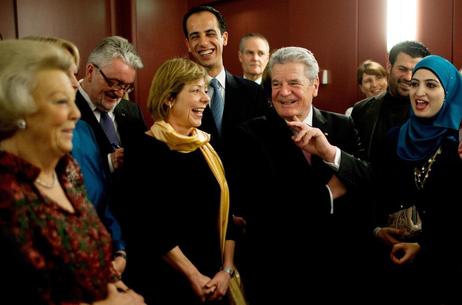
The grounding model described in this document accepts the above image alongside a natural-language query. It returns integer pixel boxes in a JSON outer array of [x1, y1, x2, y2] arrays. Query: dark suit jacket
[[75, 91, 147, 237], [227, 106, 373, 304], [351, 90, 410, 164], [75, 90, 147, 162], [200, 71, 269, 154], [351, 90, 412, 239]]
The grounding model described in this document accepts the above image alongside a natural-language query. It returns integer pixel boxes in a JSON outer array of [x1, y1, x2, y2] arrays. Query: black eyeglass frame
[[93, 63, 134, 93]]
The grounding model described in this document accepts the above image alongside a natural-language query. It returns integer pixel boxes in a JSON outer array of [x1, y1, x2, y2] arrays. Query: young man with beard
[[351, 41, 430, 164]]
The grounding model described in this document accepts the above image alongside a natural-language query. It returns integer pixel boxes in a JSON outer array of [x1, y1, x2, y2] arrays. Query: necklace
[[414, 146, 442, 190], [35, 172, 57, 189]]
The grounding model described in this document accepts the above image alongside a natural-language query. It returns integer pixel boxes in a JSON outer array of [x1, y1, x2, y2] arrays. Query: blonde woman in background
[[346, 59, 388, 115]]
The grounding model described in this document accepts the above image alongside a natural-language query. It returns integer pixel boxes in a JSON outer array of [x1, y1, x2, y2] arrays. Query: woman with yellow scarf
[[120, 58, 238, 305]]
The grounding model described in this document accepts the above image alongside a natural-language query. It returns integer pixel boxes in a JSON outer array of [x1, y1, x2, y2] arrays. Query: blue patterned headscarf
[[397, 55, 462, 161]]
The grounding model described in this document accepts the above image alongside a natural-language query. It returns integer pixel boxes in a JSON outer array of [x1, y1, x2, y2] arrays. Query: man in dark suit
[[77, 36, 146, 172], [351, 41, 430, 164], [227, 46, 373, 305], [182, 5, 269, 154], [76, 35, 146, 274]]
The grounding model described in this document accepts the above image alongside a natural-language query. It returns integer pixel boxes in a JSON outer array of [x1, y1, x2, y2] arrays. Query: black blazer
[[226, 106, 373, 304], [351, 91, 410, 163], [200, 71, 269, 154], [311, 107, 372, 188], [229, 106, 371, 216], [75, 91, 147, 161]]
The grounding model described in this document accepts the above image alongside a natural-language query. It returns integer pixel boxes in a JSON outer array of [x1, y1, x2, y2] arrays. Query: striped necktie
[[99, 110, 120, 147], [210, 78, 224, 134]]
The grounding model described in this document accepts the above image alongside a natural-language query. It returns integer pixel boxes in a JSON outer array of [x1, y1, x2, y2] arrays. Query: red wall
[[455, 0, 462, 69], [0, 0, 17, 39], [1, 0, 461, 120], [15, 0, 110, 80], [288, 0, 359, 112], [417, 0, 453, 59], [135, 0, 187, 125], [194, 0, 461, 113]]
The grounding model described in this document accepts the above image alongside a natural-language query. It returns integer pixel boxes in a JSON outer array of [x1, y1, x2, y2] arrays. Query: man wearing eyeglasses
[[75, 36, 146, 276], [77, 35, 146, 172]]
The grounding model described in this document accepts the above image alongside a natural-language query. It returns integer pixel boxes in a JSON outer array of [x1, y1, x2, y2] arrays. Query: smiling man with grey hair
[[77, 35, 146, 171], [75, 36, 147, 276], [227, 46, 373, 305]]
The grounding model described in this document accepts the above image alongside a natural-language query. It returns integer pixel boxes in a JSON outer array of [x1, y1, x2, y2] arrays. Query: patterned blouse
[[0, 151, 115, 305]]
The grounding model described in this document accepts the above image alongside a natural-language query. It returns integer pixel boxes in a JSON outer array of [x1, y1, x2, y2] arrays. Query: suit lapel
[[75, 91, 113, 155], [312, 107, 329, 137], [310, 107, 331, 169], [223, 71, 237, 126]]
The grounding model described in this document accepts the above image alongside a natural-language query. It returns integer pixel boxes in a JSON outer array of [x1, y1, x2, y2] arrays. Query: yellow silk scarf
[[150, 121, 230, 253]]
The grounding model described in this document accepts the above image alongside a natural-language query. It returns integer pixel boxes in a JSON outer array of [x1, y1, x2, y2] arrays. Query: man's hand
[[287, 118, 336, 162], [376, 227, 408, 246], [390, 242, 420, 265], [327, 175, 346, 199], [110, 147, 124, 170]]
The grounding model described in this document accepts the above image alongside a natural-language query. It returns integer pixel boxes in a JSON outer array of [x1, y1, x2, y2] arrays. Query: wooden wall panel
[[135, 0, 188, 125], [112, 0, 134, 42], [358, 0, 387, 66], [194, 0, 289, 77], [210, 0, 365, 113], [289, 0, 359, 113], [453, 0, 462, 69], [15, 0, 110, 79], [5, 0, 460, 116], [357, 0, 387, 100], [417, 0, 453, 59], [0, 0, 17, 39]]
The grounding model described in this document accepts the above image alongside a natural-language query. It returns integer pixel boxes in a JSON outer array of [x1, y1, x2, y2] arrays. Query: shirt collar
[[78, 85, 97, 112], [243, 75, 262, 85], [303, 105, 314, 126], [211, 69, 226, 89], [78, 83, 116, 117]]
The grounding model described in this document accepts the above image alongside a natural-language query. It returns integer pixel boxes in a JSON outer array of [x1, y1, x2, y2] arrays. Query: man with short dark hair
[[352, 40, 430, 163], [182, 6, 268, 153]]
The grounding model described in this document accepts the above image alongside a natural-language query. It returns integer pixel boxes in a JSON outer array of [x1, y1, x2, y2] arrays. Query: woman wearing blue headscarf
[[382, 55, 462, 304]]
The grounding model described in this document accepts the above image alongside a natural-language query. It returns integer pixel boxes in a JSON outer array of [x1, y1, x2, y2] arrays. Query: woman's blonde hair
[[0, 39, 72, 140], [147, 58, 207, 121], [22, 36, 80, 66]]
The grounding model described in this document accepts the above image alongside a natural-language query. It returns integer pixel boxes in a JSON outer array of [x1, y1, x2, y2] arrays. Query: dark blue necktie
[[99, 111, 120, 147], [210, 78, 224, 134]]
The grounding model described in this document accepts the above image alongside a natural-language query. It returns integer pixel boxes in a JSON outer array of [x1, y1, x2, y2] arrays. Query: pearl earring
[[17, 119, 26, 129]]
